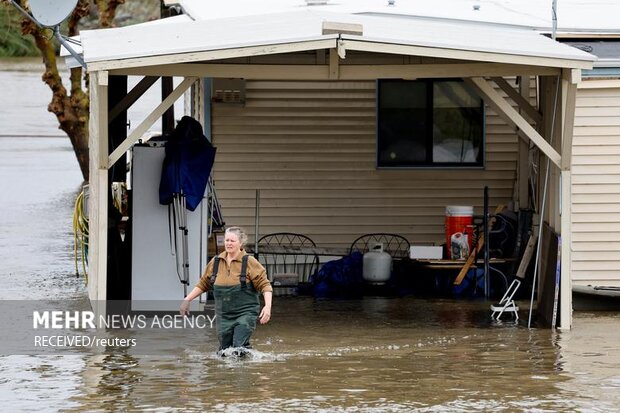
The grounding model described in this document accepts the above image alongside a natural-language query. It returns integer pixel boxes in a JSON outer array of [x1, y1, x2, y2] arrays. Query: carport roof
[[79, 9, 594, 71]]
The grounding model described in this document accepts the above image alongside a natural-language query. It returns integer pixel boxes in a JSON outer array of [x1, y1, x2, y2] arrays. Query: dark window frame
[[376, 78, 486, 169]]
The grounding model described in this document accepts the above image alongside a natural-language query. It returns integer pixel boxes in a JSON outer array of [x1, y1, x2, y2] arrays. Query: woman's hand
[[180, 299, 190, 316], [259, 306, 271, 324]]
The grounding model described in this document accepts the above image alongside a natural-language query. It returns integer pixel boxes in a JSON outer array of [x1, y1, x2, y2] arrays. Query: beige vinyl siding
[[211, 80, 520, 249], [572, 80, 620, 287]]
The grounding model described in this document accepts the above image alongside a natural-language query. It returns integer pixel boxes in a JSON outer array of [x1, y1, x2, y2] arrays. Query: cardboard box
[[410, 245, 443, 260]]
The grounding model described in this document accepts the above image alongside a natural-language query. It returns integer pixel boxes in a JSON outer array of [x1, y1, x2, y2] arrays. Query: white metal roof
[[80, 9, 593, 71], [60, 14, 192, 66], [178, 0, 620, 34]]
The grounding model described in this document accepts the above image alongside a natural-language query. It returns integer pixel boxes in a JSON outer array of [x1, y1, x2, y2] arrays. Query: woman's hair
[[225, 226, 248, 246]]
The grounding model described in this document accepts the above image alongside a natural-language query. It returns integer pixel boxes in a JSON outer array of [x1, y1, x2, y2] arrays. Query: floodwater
[[1, 58, 620, 412]]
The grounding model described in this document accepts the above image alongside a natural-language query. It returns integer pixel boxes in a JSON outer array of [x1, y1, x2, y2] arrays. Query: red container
[[445, 206, 474, 259]]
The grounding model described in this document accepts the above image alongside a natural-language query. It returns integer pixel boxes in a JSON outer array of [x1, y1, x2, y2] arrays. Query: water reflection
[[9, 299, 601, 412]]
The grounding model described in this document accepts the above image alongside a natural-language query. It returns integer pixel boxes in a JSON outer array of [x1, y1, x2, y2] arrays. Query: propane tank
[[363, 243, 392, 284]]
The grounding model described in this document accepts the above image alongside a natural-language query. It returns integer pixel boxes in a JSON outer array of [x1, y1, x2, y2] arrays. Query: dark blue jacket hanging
[[159, 116, 216, 211]]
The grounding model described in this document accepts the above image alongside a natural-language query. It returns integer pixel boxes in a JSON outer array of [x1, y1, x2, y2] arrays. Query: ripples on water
[[1, 59, 620, 412]]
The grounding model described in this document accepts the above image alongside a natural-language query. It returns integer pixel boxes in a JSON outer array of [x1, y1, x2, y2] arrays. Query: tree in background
[[0, 0, 130, 181]]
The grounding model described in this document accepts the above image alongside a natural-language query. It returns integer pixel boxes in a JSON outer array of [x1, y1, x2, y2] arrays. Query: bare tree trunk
[[96, 0, 125, 28]]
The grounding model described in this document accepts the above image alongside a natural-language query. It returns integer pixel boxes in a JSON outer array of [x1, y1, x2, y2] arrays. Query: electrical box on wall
[[212, 78, 246, 104]]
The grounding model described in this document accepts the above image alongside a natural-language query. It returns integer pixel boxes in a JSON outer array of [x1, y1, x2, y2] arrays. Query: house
[[72, 0, 598, 328]]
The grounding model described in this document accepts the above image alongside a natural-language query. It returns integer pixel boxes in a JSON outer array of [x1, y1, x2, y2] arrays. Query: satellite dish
[[29, 0, 78, 28], [9, 0, 84, 67]]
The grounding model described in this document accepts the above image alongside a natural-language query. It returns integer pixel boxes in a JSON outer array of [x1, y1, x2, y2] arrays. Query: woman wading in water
[[180, 226, 272, 355]]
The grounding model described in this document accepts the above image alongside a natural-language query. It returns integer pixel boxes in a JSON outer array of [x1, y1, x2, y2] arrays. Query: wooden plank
[[342, 39, 593, 69], [88, 39, 339, 71], [468, 77, 562, 168], [515, 234, 537, 279], [111, 62, 562, 79], [560, 161, 571, 330], [322, 21, 363, 36], [552, 236, 562, 329], [453, 205, 504, 285], [109, 76, 159, 122], [88, 71, 109, 314], [452, 237, 485, 285], [537, 222, 559, 327], [340, 63, 560, 79], [491, 76, 542, 124], [107, 76, 197, 168]]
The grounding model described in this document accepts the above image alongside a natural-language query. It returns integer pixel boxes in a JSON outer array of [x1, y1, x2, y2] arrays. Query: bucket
[[445, 206, 474, 259]]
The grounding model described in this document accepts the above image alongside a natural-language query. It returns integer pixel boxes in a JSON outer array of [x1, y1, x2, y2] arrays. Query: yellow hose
[[73, 190, 89, 284]]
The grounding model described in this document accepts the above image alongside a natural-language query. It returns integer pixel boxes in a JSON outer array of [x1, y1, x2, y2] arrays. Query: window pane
[[378, 81, 428, 166], [432, 82, 483, 164], [377, 79, 484, 167]]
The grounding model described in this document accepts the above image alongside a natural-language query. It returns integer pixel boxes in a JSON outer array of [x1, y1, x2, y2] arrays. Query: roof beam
[[491, 76, 542, 125], [110, 63, 560, 79], [87, 39, 338, 71], [466, 76, 562, 168], [342, 39, 593, 70], [107, 76, 197, 168]]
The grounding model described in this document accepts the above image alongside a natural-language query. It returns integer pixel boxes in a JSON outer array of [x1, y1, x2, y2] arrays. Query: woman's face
[[224, 232, 241, 255]]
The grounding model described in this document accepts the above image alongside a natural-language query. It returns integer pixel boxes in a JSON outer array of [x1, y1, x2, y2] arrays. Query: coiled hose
[[73, 190, 89, 284]]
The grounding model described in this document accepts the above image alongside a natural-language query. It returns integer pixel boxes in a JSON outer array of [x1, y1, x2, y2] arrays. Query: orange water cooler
[[445, 206, 474, 259]]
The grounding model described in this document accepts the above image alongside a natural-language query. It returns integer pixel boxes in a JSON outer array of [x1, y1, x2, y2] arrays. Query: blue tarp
[[159, 116, 216, 211], [310, 252, 365, 298]]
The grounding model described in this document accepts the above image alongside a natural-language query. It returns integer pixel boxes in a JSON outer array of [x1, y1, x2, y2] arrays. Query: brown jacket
[[195, 250, 273, 293]]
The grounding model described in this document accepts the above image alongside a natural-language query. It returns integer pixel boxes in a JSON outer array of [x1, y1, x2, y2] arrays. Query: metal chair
[[257, 232, 320, 294], [491, 278, 521, 321], [349, 233, 411, 259]]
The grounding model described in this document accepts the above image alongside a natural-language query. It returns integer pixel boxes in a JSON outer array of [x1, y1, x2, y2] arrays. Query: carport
[[78, 9, 594, 328]]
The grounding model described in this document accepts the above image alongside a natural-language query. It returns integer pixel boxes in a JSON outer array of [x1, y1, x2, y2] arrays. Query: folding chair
[[490, 278, 521, 320]]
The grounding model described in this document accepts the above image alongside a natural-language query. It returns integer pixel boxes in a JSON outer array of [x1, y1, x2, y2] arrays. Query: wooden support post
[[88, 71, 109, 319], [560, 170, 572, 330], [559, 68, 579, 330], [517, 75, 531, 210], [161, 76, 175, 134]]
